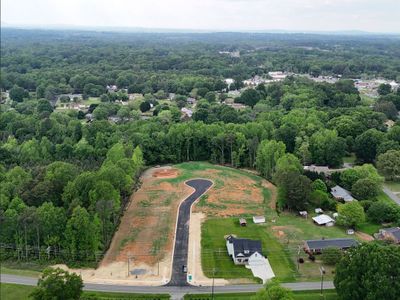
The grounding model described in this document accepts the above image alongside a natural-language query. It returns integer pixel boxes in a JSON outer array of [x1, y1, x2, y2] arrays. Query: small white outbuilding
[[253, 216, 266, 224], [312, 214, 335, 227]]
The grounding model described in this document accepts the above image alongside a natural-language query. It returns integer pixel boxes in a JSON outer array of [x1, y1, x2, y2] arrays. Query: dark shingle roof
[[385, 227, 400, 241], [305, 238, 358, 250], [227, 236, 262, 258]]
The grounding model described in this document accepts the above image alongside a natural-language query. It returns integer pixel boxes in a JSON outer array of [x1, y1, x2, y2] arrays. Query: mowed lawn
[[201, 218, 296, 282], [201, 213, 355, 282], [0, 283, 170, 300], [385, 181, 400, 193], [184, 290, 338, 300]]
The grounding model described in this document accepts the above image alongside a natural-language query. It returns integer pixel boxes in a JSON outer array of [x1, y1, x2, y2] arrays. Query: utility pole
[[319, 266, 325, 296], [211, 268, 216, 300], [127, 256, 130, 277], [297, 245, 301, 271]]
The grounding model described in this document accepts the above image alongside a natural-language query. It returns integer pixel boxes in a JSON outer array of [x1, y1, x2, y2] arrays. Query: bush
[[312, 179, 327, 192], [30, 268, 83, 300], [322, 247, 343, 265], [351, 178, 379, 200], [367, 201, 400, 223]]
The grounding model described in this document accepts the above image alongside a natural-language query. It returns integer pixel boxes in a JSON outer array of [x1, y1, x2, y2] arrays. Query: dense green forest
[[1, 29, 400, 265]]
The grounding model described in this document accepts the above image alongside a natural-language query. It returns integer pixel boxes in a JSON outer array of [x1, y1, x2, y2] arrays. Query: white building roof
[[253, 216, 266, 223], [312, 214, 335, 225]]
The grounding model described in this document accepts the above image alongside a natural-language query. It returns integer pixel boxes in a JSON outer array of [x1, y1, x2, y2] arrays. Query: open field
[[184, 289, 338, 300], [170, 162, 274, 217], [0, 261, 44, 278], [0, 283, 170, 300]]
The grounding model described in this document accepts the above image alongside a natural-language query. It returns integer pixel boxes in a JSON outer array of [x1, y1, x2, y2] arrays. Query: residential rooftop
[[305, 238, 359, 250]]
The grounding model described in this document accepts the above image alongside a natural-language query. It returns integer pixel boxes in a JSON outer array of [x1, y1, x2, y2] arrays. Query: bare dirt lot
[[61, 163, 274, 285], [98, 166, 193, 284]]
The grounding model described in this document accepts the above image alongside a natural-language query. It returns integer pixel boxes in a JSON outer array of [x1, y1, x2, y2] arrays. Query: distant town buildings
[[243, 71, 290, 87], [218, 50, 240, 58], [181, 107, 193, 118]]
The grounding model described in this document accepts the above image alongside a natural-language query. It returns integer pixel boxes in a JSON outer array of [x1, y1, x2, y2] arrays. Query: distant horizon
[[2, 0, 400, 35], [2, 23, 400, 36]]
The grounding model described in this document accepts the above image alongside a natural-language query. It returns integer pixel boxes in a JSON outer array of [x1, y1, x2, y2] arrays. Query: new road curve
[[0, 178, 336, 296], [167, 178, 213, 286]]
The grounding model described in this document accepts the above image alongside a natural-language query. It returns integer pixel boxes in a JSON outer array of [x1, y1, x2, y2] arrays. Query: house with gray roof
[[226, 235, 262, 265], [331, 185, 356, 202], [378, 227, 400, 244], [304, 238, 359, 254]]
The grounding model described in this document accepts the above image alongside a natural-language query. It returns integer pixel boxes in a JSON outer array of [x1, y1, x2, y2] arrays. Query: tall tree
[[377, 150, 400, 181], [336, 201, 365, 228], [256, 140, 286, 180], [64, 206, 101, 261], [334, 243, 400, 300]]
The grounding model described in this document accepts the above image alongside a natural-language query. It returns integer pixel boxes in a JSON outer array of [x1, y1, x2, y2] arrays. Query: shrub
[[367, 201, 400, 223]]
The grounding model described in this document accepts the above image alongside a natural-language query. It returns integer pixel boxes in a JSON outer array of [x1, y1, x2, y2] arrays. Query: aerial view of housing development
[[1, 1, 400, 299]]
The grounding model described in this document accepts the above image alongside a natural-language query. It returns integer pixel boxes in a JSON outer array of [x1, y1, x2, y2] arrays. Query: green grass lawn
[[201, 212, 358, 282], [184, 289, 338, 300], [0, 283, 170, 300], [0, 261, 46, 278], [201, 218, 296, 282], [375, 191, 396, 205], [385, 181, 400, 193], [0, 283, 35, 300], [84, 97, 101, 105], [342, 154, 356, 164], [357, 222, 381, 235]]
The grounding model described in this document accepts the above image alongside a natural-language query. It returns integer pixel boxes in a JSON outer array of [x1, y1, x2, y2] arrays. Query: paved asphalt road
[[383, 186, 400, 205], [167, 179, 213, 286], [1, 178, 336, 297], [1, 274, 334, 295]]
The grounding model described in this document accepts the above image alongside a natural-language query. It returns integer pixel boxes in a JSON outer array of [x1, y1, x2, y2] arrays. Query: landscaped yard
[[201, 218, 295, 282], [0, 283, 170, 300], [201, 212, 357, 282]]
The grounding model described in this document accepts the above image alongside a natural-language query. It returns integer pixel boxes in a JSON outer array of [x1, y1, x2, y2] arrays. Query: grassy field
[[342, 154, 356, 164], [201, 212, 357, 282], [0, 283, 170, 300], [201, 218, 295, 282], [84, 97, 101, 105], [170, 162, 274, 218], [0, 261, 45, 278], [184, 289, 338, 300], [385, 181, 400, 193], [376, 191, 396, 204]]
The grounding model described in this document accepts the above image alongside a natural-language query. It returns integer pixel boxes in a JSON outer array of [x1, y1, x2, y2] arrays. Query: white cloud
[[1, 0, 399, 32]]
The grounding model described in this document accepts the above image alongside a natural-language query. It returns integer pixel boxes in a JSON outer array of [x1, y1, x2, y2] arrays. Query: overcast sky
[[2, 0, 400, 33]]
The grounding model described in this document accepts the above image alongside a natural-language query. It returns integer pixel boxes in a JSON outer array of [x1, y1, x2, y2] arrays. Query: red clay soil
[[101, 167, 191, 267], [101, 165, 276, 268], [192, 170, 268, 217]]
